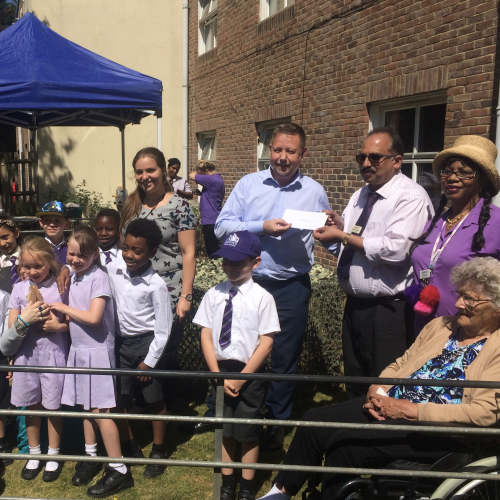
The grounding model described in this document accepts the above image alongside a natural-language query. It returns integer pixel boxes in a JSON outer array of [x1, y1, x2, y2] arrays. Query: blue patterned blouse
[[387, 331, 486, 404]]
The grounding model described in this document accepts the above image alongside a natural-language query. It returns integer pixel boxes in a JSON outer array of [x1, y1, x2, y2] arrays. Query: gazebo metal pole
[[121, 126, 126, 203]]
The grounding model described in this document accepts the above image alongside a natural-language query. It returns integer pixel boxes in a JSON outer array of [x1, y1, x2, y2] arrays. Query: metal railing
[[1, 365, 500, 500]]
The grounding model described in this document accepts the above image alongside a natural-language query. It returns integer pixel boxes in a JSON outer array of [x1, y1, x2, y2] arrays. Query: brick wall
[[189, 0, 499, 269]]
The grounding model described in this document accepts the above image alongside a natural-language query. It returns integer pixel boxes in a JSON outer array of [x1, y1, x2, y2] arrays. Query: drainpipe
[[182, 0, 189, 177]]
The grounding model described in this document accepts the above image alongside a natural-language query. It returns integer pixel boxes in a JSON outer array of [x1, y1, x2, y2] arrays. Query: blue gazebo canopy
[[0, 13, 162, 129]]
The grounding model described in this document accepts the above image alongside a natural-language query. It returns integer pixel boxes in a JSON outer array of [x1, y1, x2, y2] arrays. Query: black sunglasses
[[355, 153, 395, 165]]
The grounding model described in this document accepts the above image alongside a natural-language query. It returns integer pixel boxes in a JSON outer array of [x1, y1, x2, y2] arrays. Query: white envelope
[[282, 209, 328, 231]]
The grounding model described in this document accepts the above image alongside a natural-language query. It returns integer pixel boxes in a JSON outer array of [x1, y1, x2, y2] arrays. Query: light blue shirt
[[215, 168, 330, 280]]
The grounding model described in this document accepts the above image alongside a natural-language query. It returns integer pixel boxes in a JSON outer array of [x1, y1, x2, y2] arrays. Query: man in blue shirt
[[215, 123, 330, 451]]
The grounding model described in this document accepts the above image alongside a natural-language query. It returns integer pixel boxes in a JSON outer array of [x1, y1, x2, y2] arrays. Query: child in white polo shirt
[[194, 231, 280, 500], [108, 218, 172, 479]]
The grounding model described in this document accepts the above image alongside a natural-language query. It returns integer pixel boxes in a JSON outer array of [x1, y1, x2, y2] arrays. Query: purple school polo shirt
[[411, 198, 500, 335], [195, 173, 225, 225]]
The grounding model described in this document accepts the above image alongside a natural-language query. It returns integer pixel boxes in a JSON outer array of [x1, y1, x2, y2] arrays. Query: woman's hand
[[366, 385, 386, 404], [176, 296, 191, 322], [20, 300, 50, 325], [367, 396, 418, 421], [56, 267, 71, 294]]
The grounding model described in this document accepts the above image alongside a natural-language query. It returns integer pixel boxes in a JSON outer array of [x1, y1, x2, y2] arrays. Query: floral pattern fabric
[[387, 331, 486, 405], [136, 194, 196, 309]]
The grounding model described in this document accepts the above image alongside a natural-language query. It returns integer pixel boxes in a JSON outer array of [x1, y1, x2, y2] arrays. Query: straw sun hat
[[432, 135, 500, 196]]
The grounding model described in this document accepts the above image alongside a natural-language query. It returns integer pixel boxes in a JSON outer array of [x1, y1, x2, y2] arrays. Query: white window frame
[[198, 0, 218, 55], [259, 0, 294, 21], [198, 131, 217, 163], [369, 92, 447, 185], [256, 119, 291, 172]]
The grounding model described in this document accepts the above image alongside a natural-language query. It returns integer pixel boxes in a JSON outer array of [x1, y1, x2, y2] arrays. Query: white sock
[[257, 484, 292, 500], [109, 460, 127, 475], [26, 445, 41, 470], [85, 443, 98, 457], [45, 447, 60, 472]]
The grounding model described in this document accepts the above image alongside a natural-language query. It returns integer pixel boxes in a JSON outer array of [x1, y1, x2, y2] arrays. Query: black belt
[[347, 293, 405, 305], [118, 331, 154, 340]]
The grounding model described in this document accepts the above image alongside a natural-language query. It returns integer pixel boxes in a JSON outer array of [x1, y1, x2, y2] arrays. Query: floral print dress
[[387, 331, 487, 404], [137, 194, 196, 310]]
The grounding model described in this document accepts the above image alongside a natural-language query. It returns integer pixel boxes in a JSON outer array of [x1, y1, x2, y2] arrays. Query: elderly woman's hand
[[366, 385, 387, 404], [368, 396, 418, 421], [21, 300, 50, 325]]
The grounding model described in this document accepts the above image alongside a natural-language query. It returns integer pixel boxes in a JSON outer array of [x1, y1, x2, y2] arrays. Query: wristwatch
[[342, 233, 351, 246], [13, 319, 27, 336], [181, 294, 193, 302]]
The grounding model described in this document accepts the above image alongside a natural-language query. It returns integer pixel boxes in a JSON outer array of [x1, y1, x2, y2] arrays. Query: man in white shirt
[[167, 158, 193, 200], [314, 128, 434, 398], [108, 218, 172, 478]]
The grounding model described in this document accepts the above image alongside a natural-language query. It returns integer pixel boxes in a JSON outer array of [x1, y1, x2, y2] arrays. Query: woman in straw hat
[[408, 135, 500, 335]]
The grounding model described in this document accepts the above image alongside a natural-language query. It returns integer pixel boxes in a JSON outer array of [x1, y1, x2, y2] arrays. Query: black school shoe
[[143, 449, 167, 478], [239, 489, 256, 500], [21, 460, 44, 480], [42, 461, 64, 482], [0, 441, 13, 466], [87, 466, 134, 498], [72, 455, 102, 486], [220, 483, 237, 500]]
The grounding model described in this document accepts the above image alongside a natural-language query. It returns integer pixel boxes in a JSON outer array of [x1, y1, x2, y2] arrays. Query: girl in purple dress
[[50, 226, 134, 498], [9, 236, 69, 481]]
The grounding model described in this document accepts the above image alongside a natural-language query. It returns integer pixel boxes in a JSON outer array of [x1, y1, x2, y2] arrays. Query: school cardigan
[[378, 315, 500, 427]]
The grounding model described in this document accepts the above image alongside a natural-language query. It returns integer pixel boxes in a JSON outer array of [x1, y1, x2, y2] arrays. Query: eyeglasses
[[355, 153, 395, 165], [451, 291, 493, 309], [440, 168, 476, 180]]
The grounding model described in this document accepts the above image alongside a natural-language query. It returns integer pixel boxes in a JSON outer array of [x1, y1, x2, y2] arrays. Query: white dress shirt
[[99, 244, 123, 270], [0, 246, 20, 268], [193, 277, 280, 364], [108, 262, 173, 368], [331, 172, 434, 298]]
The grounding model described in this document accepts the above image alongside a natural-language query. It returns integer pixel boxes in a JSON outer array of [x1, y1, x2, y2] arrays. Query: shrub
[[178, 258, 345, 379], [42, 183, 111, 217]]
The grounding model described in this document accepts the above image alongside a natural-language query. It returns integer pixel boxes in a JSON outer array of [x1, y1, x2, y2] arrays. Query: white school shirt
[[0, 289, 10, 333], [193, 277, 280, 364], [0, 246, 20, 268], [329, 172, 434, 298], [171, 175, 192, 194], [99, 244, 123, 271], [108, 262, 172, 368]]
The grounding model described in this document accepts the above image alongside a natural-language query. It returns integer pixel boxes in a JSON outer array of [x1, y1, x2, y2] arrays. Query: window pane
[[385, 108, 415, 153], [200, 0, 210, 18], [260, 127, 274, 159], [419, 103, 446, 153], [201, 138, 212, 159], [418, 163, 441, 211], [209, 137, 217, 160], [401, 163, 412, 180], [270, 0, 285, 15], [258, 159, 270, 171], [212, 0, 218, 10]]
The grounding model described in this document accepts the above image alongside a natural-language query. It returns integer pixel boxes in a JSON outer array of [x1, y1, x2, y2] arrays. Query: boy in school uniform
[[36, 201, 71, 265], [95, 208, 123, 268], [108, 218, 172, 478], [194, 231, 280, 500]]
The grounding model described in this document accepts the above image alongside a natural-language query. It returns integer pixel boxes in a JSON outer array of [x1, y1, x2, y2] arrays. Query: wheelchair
[[302, 440, 500, 500]]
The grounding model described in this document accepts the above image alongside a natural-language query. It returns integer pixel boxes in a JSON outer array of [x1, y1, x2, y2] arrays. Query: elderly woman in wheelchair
[[258, 257, 500, 500]]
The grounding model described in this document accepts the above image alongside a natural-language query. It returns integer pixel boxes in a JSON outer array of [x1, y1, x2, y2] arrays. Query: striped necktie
[[219, 288, 238, 349], [104, 251, 112, 265], [10, 256, 21, 286], [337, 191, 379, 282]]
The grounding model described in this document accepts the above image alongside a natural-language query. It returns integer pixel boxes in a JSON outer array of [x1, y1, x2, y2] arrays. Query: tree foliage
[[0, 0, 15, 29]]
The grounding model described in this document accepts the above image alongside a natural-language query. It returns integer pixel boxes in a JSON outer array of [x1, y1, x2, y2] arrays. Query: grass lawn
[[0, 382, 345, 500]]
